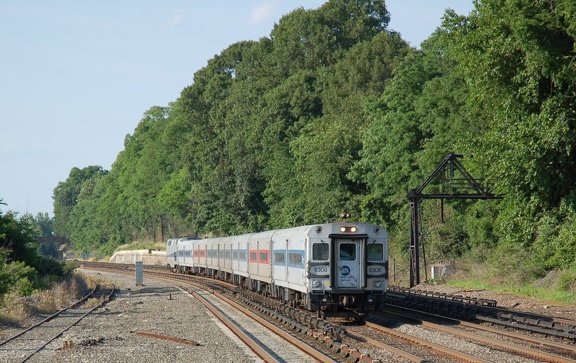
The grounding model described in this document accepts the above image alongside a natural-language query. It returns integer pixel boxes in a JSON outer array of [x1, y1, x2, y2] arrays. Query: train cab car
[[303, 222, 388, 318], [166, 236, 200, 274], [166, 238, 179, 271]]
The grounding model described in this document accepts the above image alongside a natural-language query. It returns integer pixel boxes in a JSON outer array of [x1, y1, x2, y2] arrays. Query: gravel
[[3, 268, 326, 363], [19, 269, 263, 363], [3, 269, 573, 363]]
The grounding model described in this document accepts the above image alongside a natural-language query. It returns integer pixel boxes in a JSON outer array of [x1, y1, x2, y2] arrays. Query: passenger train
[[166, 222, 388, 318]]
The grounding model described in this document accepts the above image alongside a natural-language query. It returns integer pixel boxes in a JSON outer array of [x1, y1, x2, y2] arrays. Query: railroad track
[[81, 264, 349, 362], [81, 261, 576, 362], [0, 284, 115, 363], [361, 306, 576, 363], [386, 286, 576, 341], [178, 284, 336, 362]]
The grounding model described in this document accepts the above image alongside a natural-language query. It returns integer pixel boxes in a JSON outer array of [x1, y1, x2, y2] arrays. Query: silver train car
[[166, 222, 388, 318]]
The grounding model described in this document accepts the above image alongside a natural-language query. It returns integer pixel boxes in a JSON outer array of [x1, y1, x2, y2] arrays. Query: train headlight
[[339, 226, 358, 233], [374, 281, 383, 288], [312, 280, 321, 288]]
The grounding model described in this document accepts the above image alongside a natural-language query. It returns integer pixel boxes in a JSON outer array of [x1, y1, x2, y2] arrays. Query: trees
[[53, 166, 108, 238], [0, 210, 69, 296], [445, 0, 576, 268], [350, 26, 470, 230], [263, 17, 409, 227], [45, 0, 576, 283]]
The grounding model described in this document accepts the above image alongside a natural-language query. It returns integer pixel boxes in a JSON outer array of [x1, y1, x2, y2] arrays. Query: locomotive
[[166, 222, 388, 318]]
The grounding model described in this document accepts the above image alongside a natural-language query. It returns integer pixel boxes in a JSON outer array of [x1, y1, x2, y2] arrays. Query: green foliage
[[0, 210, 70, 297], [53, 166, 107, 237], [557, 268, 576, 294], [50, 0, 576, 285], [0, 252, 37, 296], [531, 206, 576, 270], [350, 26, 469, 231], [0, 211, 40, 266], [448, 0, 576, 274], [26, 212, 54, 237]]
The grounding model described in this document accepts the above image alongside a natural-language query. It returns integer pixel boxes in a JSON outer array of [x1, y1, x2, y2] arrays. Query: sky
[[0, 1, 475, 217]]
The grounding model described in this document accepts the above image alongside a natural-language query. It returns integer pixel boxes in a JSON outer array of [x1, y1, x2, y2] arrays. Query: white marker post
[[135, 261, 144, 286]]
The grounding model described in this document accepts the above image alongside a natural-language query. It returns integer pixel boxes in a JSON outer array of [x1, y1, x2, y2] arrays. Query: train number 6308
[[310, 266, 329, 275], [367, 266, 386, 275]]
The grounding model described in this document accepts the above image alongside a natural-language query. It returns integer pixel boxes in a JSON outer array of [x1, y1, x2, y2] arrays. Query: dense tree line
[[0, 201, 70, 297], [53, 0, 576, 282]]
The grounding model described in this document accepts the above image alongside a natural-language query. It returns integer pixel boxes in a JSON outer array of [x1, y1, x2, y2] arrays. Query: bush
[[0, 273, 91, 326], [0, 260, 37, 296], [557, 268, 576, 293]]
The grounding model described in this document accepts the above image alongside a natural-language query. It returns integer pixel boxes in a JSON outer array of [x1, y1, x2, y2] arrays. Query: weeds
[[443, 260, 576, 305], [0, 273, 91, 327]]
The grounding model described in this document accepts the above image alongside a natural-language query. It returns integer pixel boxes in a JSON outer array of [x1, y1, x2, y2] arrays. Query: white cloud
[[249, 0, 279, 25], [168, 9, 185, 28]]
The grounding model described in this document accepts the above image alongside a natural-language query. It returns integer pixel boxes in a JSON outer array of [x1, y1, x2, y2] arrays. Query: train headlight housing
[[339, 226, 358, 233], [312, 280, 321, 288]]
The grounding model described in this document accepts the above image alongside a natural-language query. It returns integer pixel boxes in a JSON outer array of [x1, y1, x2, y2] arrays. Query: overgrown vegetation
[[0, 206, 85, 327], [0, 273, 89, 326], [445, 261, 576, 304], [5, 1, 573, 293]]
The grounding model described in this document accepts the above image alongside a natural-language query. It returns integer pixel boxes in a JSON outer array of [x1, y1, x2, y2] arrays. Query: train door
[[334, 238, 363, 289]]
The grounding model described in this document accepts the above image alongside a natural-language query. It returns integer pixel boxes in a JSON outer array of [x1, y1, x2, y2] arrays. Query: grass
[[442, 264, 576, 305], [0, 273, 91, 327]]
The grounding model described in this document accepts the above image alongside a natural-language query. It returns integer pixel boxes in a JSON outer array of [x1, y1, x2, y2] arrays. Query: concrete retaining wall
[[109, 250, 166, 266]]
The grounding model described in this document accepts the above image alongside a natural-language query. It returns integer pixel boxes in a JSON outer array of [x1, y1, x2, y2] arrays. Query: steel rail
[[365, 321, 491, 363], [375, 307, 576, 363], [181, 281, 339, 363], [18, 285, 116, 363], [387, 286, 576, 340], [85, 264, 342, 362], [0, 285, 98, 346], [345, 332, 427, 363]]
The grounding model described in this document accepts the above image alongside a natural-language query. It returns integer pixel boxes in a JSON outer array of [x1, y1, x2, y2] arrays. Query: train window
[[339, 244, 356, 261], [259, 252, 268, 262], [312, 243, 329, 261], [250, 252, 257, 261], [239, 251, 246, 261], [274, 252, 285, 263], [289, 252, 303, 265], [368, 244, 383, 261]]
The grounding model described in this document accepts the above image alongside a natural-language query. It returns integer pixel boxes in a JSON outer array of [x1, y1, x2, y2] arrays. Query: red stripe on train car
[[193, 249, 206, 257], [248, 249, 270, 265]]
